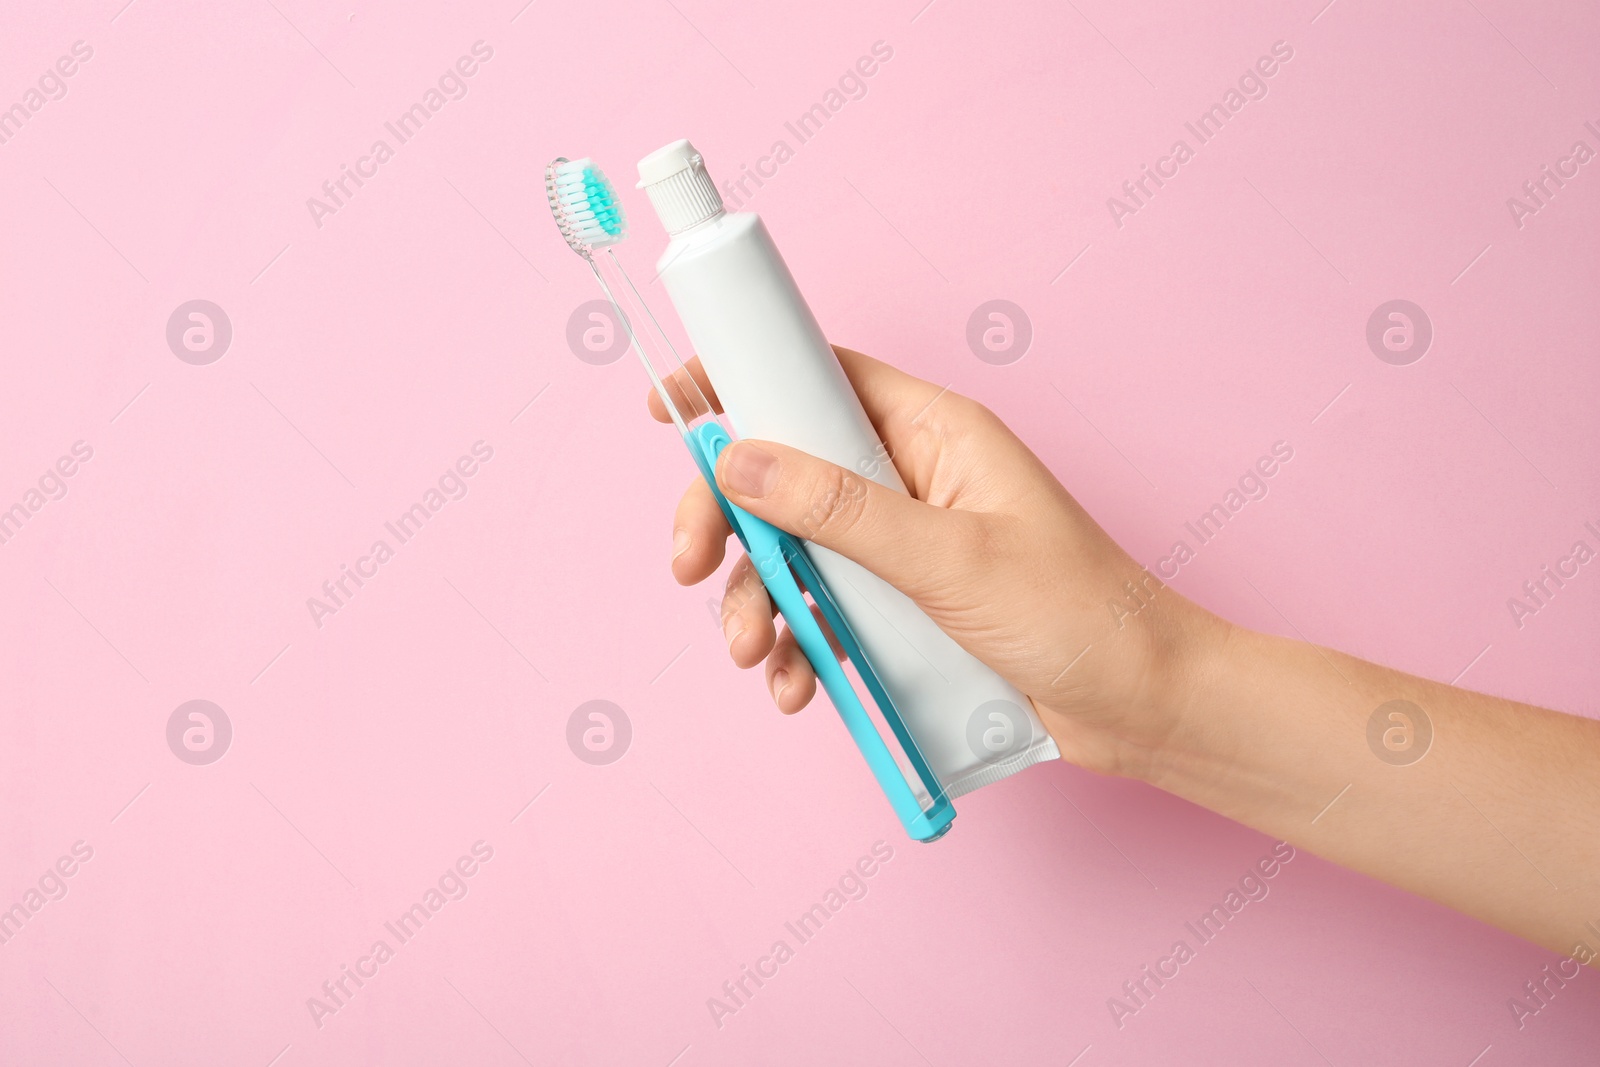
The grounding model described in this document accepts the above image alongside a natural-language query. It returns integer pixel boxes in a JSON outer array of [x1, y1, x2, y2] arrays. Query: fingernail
[[723, 615, 745, 650], [671, 527, 691, 561], [722, 442, 780, 498], [772, 668, 790, 703]]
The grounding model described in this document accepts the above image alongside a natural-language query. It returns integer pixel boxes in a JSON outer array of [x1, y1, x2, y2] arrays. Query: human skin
[[650, 345, 1600, 963]]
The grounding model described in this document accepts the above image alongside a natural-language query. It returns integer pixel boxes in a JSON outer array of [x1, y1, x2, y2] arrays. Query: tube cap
[[637, 138, 725, 235]]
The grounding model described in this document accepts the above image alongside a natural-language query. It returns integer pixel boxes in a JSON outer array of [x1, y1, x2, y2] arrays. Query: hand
[[651, 346, 1600, 961], [651, 345, 1223, 779]]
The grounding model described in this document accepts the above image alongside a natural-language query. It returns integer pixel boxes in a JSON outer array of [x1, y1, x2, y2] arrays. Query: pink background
[[2, 0, 1597, 1063]]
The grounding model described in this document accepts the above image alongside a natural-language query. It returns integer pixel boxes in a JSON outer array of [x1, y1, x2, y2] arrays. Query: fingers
[[650, 347, 974, 505], [689, 496, 839, 715], [674, 471, 844, 709], [672, 477, 732, 585], [718, 556, 838, 714], [720, 555, 777, 670], [647, 357, 721, 424], [766, 625, 818, 713], [648, 349, 949, 435], [714, 438, 970, 601], [830, 345, 985, 499], [830, 345, 951, 433]]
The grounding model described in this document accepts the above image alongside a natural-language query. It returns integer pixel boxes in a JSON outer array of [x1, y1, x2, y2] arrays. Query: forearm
[[681, 350, 1600, 956], [1141, 615, 1600, 959]]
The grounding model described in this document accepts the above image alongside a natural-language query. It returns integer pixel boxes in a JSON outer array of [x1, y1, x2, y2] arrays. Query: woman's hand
[[651, 344, 1600, 960], [651, 345, 1223, 780]]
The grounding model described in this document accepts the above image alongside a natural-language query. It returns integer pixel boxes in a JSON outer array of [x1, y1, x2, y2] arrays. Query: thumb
[[715, 439, 962, 599]]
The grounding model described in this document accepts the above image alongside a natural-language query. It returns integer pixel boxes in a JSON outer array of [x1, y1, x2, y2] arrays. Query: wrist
[[1037, 591, 1234, 783], [1136, 613, 1334, 820], [1123, 595, 1240, 783]]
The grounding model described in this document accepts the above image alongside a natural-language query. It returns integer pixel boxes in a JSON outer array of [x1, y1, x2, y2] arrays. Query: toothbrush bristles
[[546, 157, 626, 255]]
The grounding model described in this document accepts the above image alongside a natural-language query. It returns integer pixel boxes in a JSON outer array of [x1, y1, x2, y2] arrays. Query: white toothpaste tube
[[637, 138, 1060, 798]]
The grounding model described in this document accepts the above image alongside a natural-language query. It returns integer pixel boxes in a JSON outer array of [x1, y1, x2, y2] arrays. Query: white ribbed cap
[[636, 138, 725, 235]]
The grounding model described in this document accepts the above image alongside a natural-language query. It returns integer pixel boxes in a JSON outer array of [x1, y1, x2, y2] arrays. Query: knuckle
[[955, 395, 1000, 432], [679, 478, 714, 525], [722, 558, 758, 609], [952, 512, 999, 561]]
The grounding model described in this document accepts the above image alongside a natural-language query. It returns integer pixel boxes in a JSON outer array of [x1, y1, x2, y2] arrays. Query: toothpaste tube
[[637, 138, 1060, 797]]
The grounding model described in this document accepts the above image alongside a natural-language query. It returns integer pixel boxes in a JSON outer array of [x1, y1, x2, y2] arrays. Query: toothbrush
[[545, 156, 955, 842]]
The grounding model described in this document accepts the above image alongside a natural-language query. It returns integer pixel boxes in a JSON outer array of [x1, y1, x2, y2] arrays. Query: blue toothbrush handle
[[685, 422, 954, 842]]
